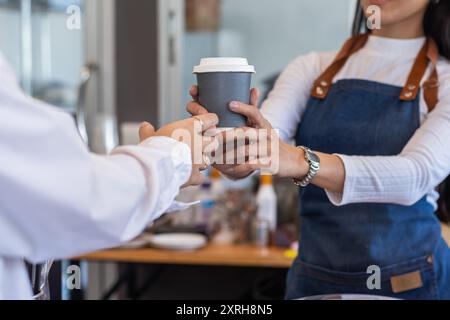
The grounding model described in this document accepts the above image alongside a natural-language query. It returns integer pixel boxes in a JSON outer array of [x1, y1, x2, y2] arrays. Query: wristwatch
[[293, 146, 321, 187]]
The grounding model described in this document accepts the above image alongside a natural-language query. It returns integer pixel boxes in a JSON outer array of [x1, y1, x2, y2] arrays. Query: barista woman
[[189, 0, 450, 299]]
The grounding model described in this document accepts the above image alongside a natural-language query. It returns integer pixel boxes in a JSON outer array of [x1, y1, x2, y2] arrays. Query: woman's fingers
[[223, 144, 259, 163], [231, 158, 273, 176], [229, 100, 264, 126], [139, 122, 156, 142], [219, 127, 261, 146], [189, 85, 199, 100], [208, 138, 263, 164], [250, 88, 260, 107], [187, 101, 208, 116], [227, 87, 260, 124], [203, 136, 219, 154], [206, 127, 271, 165]]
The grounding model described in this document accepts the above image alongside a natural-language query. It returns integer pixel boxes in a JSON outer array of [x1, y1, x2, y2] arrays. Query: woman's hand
[[223, 100, 346, 192], [139, 113, 219, 187], [187, 85, 309, 180], [221, 102, 308, 179], [186, 86, 263, 180]]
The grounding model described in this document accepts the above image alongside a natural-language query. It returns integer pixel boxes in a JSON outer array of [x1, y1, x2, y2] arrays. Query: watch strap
[[293, 147, 320, 187]]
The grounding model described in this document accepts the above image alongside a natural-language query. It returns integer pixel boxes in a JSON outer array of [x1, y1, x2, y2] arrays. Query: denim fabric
[[289, 79, 450, 300]]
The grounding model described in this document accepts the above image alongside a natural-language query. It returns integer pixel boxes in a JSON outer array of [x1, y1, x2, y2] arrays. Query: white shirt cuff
[[112, 136, 192, 220], [324, 154, 356, 206], [140, 137, 193, 215], [166, 200, 200, 213], [139, 136, 192, 183]]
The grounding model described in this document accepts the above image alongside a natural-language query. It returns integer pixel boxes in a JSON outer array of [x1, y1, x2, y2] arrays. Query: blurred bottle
[[253, 219, 270, 248], [210, 168, 225, 200], [256, 175, 277, 233], [195, 181, 215, 230]]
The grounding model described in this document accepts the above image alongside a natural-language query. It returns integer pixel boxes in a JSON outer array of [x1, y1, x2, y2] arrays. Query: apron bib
[[287, 34, 450, 300]]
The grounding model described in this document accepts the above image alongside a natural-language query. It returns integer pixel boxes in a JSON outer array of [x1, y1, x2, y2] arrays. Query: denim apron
[[287, 35, 450, 300]]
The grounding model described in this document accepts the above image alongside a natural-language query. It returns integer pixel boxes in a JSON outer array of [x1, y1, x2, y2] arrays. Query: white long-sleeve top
[[261, 35, 450, 208], [0, 53, 192, 299]]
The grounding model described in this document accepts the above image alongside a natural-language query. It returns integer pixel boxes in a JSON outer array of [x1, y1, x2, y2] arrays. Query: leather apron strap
[[311, 34, 440, 113], [421, 38, 440, 112]]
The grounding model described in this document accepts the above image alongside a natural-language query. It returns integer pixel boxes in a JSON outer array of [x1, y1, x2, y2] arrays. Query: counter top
[[77, 244, 294, 269]]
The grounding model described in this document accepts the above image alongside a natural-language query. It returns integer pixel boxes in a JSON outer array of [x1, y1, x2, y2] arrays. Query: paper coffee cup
[[193, 58, 255, 129]]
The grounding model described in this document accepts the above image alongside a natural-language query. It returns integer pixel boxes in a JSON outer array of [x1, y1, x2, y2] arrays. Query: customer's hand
[[139, 113, 219, 187]]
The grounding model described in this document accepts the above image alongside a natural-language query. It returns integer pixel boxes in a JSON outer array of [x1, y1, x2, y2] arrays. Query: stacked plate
[[119, 233, 208, 251]]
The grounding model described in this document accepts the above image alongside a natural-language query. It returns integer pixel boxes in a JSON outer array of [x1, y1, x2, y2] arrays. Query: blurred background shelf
[[75, 243, 293, 300]]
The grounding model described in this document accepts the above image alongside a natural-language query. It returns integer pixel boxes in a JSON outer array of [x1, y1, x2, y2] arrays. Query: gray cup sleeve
[[196, 72, 252, 128]]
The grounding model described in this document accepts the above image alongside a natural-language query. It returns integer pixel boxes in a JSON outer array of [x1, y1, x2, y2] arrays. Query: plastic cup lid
[[193, 57, 255, 74]]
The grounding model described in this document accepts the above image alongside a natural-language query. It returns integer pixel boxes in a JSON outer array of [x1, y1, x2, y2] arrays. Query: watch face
[[309, 151, 321, 164]]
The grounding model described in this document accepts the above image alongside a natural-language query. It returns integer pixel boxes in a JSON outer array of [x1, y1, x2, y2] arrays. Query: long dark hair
[[353, 0, 450, 223]]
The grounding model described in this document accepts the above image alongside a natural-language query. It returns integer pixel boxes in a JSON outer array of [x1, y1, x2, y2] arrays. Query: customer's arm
[[0, 57, 217, 263]]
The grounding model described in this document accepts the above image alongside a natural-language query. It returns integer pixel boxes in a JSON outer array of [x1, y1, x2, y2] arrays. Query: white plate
[[118, 238, 148, 249], [143, 233, 208, 251]]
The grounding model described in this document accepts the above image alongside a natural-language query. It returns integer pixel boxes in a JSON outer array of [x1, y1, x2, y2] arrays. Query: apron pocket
[[286, 256, 438, 300]]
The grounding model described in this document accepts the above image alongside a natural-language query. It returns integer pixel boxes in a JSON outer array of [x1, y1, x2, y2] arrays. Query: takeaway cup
[[193, 58, 255, 129]]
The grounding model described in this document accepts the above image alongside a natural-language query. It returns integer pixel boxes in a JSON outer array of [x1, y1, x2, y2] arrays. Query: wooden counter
[[443, 223, 450, 246], [77, 225, 450, 269], [77, 244, 294, 269]]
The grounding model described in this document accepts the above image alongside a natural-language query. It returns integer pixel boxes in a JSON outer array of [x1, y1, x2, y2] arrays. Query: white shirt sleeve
[[0, 58, 191, 263], [260, 52, 332, 142], [326, 65, 450, 207], [260, 49, 450, 208]]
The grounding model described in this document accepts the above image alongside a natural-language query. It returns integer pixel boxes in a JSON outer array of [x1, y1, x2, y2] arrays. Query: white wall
[[221, 0, 355, 88], [32, 11, 84, 87], [183, 0, 355, 107], [0, 8, 22, 74], [0, 7, 84, 91]]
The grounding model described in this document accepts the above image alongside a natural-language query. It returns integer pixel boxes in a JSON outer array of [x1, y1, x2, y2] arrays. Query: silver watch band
[[293, 147, 320, 187]]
